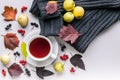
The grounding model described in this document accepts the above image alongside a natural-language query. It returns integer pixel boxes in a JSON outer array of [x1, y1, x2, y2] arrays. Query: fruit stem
[[15, 56, 17, 62], [31, 26, 35, 30], [31, 70, 36, 72], [63, 62, 66, 66], [70, 52, 73, 56]]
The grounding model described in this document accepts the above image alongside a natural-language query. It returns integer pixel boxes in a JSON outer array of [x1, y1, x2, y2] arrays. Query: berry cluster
[[60, 54, 69, 61], [19, 60, 27, 66], [31, 22, 39, 30], [2, 69, 6, 77], [25, 68, 31, 77], [14, 51, 20, 57], [18, 29, 25, 36], [21, 6, 27, 13], [31, 22, 39, 27], [70, 67, 75, 73], [61, 44, 66, 52], [5, 24, 12, 31]]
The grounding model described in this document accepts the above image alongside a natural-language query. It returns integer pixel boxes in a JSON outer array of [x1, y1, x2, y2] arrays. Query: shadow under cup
[[27, 35, 53, 61]]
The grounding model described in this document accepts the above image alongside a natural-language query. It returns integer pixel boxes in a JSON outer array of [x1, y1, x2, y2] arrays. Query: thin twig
[[32, 70, 36, 72], [31, 26, 35, 30], [70, 52, 73, 56]]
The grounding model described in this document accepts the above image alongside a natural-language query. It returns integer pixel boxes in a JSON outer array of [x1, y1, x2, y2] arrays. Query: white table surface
[[0, 0, 120, 80]]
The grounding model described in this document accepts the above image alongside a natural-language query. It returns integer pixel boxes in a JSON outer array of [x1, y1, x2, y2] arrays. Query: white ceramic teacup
[[26, 35, 56, 62]]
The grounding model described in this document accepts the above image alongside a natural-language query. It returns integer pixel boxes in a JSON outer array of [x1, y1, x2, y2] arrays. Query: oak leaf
[[2, 6, 17, 21]]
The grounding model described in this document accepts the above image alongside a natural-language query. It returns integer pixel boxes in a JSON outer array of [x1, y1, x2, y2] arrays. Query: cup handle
[[50, 53, 56, 59]]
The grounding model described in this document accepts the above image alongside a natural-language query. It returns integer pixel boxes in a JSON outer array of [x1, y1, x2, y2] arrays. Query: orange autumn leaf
[[2, 6, 17, 21]]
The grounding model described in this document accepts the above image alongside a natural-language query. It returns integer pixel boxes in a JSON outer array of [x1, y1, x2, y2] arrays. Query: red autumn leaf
[[46, 1, 58, 14], [2, 6, 17, 21], [8, 63, 23, 77], [4, 33, 19, 50], [59, 24, 80, 44]]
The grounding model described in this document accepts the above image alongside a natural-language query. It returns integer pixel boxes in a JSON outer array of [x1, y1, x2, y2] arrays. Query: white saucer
[[21, 30, 59, 67]]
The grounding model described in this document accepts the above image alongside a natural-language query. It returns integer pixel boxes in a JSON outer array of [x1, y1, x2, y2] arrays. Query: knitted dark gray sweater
[[30, 0, 120, 53]]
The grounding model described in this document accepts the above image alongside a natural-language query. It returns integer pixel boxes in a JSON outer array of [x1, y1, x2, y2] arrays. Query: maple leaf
[[4, 33, 19, 50], [2, 6, 17, 21], [59, 24, 80, 44]]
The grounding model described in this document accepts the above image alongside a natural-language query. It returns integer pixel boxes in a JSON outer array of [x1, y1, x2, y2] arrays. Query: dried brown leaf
[[4, 33, 19, 50]]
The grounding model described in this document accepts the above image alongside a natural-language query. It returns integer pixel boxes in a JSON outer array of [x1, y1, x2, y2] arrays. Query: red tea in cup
[[29, 38, 50, 58]]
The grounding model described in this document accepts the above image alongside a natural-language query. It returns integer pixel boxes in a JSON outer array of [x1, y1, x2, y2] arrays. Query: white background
[[0, 0, 120, 80]]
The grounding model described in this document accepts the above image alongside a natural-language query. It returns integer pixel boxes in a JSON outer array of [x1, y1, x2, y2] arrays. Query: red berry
[[21, 32, 25, 36], [60, 56, 64, 60], [18, 29, 25, 36], [63, 54, 69, 60], [19, 60, 27, 66], [2, 69, 6, 76], [62, 56, 66, 60], [21, 6, 28, 12], [70, 67, 76, 73], [60, 54, 69, 61], [19, 60, 23, 63], [22, 30, 25, 33], [22, 62, 26, 66], [18, 29, 22, 33]]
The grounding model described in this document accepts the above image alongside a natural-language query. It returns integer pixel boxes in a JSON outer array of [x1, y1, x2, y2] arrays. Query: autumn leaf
[[70, 54, 85, 70], [2, 6, 17, 21], [4, 33, 19, 50], [8, 63, 23, 77], [36, 67, 54, 79], [36, 67, 45, 79], [46, 1, 58, 14], [59, 24, 80, 44], [21, 42, 28, 59]]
